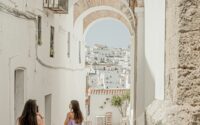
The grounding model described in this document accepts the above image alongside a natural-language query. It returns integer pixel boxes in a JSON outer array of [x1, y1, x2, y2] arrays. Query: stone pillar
[[134, 6, 145, 125], [166, 0, 200, 107], [146, 0, 200, 125]]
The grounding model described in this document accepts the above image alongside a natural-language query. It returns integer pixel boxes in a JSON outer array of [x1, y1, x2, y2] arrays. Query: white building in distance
[[86, 44, 131, 89]]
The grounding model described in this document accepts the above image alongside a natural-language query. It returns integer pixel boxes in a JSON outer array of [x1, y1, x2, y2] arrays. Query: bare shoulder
[[67, 112, 73, 115], [37, 115, 42, 122], [67, 112, 74, 119], [37, 113, 44, 119]]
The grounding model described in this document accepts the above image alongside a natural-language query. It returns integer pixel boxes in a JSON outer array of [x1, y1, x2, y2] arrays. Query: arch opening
[[82, 9, 134, 36], [72, 2, 137, 125], [84, 17, 131, 47], [83, 18, 133, 125]]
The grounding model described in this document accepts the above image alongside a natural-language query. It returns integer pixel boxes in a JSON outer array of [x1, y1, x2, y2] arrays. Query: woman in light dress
[[64, 100, 84, 125]]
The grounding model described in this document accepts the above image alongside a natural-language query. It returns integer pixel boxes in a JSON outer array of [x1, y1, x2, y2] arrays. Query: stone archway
[[73, 0, 136, 28], [72, 1, 145, 125], [83, 10, 134, 35]]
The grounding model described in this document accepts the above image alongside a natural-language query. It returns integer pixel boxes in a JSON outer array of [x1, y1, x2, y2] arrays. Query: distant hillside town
[[85, 44, 131, 89]]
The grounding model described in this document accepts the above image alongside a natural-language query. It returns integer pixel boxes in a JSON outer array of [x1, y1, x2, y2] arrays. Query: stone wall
[[177, 0, 200, 106], [146, 100, 200, 125], [146, 0, 200, 125]]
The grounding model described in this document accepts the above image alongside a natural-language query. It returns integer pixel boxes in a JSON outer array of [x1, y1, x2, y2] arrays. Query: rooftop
[[88, 88, 130, 95]]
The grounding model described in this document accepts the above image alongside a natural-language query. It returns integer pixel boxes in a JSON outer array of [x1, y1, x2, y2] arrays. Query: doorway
[[14, 69, 25, 124], [45, 94, 52, 125]]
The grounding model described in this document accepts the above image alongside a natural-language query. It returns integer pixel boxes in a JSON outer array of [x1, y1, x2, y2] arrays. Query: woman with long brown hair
[[17, 99, 45, 125], [64, 100, 84, 125]]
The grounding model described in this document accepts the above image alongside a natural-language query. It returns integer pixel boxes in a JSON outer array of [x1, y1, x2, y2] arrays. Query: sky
[[85, 19, 131, 48]]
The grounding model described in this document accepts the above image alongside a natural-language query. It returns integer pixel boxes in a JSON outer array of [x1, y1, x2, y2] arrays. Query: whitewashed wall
[[0, 0, 166, 125], [88, 94, 122, 125], [144, 0, 165, 104], [132, 1, 165, 125], [0, 1, 86, 125]]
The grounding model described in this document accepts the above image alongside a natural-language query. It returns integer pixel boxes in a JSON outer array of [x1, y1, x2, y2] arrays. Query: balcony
[[43, 0, 68, 14]]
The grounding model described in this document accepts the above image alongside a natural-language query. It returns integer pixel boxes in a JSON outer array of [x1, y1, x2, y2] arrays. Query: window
[[67, 32, 70, 58], [43, 0, 69, 14], [38, 16, 42, 45], [50, 26, 55, 58], [79, 41, 81, 63], [96, 116, 106, 125], [45, 94, 52, 125], [43, 0, 48, 6], [14, 69, 25, 125]]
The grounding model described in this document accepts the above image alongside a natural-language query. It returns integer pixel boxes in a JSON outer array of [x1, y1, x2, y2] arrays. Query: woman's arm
[[16, 119, 19, 125], [64, 112, 72, 125], [37, 113, 45, 125]]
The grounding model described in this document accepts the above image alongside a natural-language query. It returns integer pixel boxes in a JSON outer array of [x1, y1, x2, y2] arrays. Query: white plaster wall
[[0, 1, 166, 125], [0, 1, 86, 125], [129, 1, 165, 125], [144, 0, 165, 102], [88, 94, 122, 125], [135, 7, 145, 125], [33, 64, 86, 125], [0, 10, 37, 125]]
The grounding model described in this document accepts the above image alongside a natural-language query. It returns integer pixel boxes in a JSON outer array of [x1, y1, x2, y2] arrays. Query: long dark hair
[[19, 99, 38, 125], [71, 100, 83, 124]]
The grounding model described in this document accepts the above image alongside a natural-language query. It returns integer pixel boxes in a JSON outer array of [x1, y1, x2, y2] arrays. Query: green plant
[[111, 90, 130, 117]]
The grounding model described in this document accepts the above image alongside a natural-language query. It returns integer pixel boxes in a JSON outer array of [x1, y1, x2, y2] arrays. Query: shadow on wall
[[144, 57, 155, 108], [134, 57, 156, 124]]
